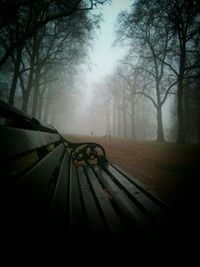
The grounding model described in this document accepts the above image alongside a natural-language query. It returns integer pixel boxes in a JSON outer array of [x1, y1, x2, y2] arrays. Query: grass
[[64, 134, 200, 155], [92, 135, 200, 153], [140, 140, 200, 155]]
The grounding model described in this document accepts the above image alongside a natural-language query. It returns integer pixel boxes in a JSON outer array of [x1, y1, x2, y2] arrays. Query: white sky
[[84, 0, 132, 86]]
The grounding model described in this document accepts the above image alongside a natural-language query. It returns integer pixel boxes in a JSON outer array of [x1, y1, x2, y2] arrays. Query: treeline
[[91, 71, 156, 140], [93, 0, 200, 144], [0, 0, 107, 126]]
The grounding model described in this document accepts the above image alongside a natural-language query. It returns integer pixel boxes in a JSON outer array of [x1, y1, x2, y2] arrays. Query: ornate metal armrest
[[64, 140, 108, 167]]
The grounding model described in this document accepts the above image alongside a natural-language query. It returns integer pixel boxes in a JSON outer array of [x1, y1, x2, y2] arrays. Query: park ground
[[65, 135, 200, 210]]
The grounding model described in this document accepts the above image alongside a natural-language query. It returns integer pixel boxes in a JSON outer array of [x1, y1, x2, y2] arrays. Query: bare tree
[[115, 1, 178, 141], [157, 0, 200, 143], [0, 0, 108, 68], [1, 0, 103, 115], [115, 0, 200, 143]]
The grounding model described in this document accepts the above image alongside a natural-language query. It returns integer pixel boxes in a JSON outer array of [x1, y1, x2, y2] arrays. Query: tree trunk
[[43, 84, 51, 124], [9, 46, 23, 105], [155, 70, 165, 142], [184, 85, 191, 144], [176, 42, 186, 144], [37, 93, 43, 121], [176, 89, 185, 143], [122, 88, 127, 138], [156, 105, 165, 142], [131, 93, 135, 139], [22, 91, 29, 113], [43, 100, 50, 124], [105, 99, 111, 137], [113, 99, 117, 137], [142, 105, 146, 140], [176, 77, 185, 144], [117, 99, 121, 137], [107, 100, 111, 137], [32, 65, 41, 118], [37, 81, 47, 121], [21, 34, 38, 113]]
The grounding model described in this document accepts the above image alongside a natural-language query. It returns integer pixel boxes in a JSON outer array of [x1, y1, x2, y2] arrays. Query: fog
[[54, 1, 173, 140], [59, 88, 107, 136], [57, 0, 132, 136], [38, 0, 178, 142]]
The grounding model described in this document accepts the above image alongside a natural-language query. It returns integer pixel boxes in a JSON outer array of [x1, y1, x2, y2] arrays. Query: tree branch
[[161, 80, 178, 105], [135, 91, 157, 108]]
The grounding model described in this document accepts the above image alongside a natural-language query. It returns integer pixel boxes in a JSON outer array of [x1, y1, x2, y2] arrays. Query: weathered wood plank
[[48, 153, 70, 226], [0, 125, 61, 160], [87, 167, 125, 238], [16, 143, 65, 204], [78, 167, 108, 240], [107, 165, 170, 224], [95, 167, 159, 239], [4, 143, 65, 239], [69, 162, 86, 240], [111, 163, 168, 207]]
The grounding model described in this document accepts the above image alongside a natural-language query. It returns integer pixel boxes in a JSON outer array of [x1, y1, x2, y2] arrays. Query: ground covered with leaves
[[65, 135, 199, 210]]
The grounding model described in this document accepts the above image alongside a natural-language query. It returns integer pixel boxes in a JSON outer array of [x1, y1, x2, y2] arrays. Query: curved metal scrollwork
[[64, 140, 108, 168]]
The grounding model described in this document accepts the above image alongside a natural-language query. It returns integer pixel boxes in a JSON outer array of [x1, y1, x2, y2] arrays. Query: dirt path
[[66, 135, 200, 208]]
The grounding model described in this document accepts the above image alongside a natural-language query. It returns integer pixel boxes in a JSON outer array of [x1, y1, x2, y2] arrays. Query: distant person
[[91, 131, 93, 136]]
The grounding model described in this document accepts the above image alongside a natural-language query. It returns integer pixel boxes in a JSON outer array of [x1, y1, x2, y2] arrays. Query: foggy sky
[[61, 0, 132, 136], [59, 0, 172, 137]]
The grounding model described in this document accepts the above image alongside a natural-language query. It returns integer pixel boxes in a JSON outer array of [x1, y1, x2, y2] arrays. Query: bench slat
[[86, 168, 125, 238], [77, 167, 109, 240], [107, 165, 170, 224], [48, 152, 70, 227], [0, 125, 61, 160], [14, 144, 65, 215], [69, 162, 87, 240], [96, 167, 159, 239], [3, 143, 65, 239], [112, 164, 168, 207]]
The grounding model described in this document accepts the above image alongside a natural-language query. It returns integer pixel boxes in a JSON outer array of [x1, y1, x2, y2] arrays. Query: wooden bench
[[0, 100, 174, 251]]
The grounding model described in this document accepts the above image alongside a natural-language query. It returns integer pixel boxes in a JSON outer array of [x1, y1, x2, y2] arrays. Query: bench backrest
[[0, 101, 67, 237]]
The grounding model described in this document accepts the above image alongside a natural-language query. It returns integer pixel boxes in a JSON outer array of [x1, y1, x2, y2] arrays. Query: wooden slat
[[69, 162, 86, 239], [1, 150, 39, 178], [95, 167, 159, 238], [77, 167, 108, 240], [14, 144, 65, 213], [0, 99, 32, 121], [112, 164, 168, 207], [0, 125, 61, 160], [107, 165, 170, 224], [48, 153, 70, 225], [3, 143, 66, 240], [87, 167, 125, 237]]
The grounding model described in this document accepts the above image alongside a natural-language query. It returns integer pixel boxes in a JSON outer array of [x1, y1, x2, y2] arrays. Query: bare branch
[[135, 91, 157, 108], [161, 80, 178, 105]]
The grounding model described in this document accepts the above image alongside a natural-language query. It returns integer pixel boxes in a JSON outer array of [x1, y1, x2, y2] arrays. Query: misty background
[[0, 0, 200, 144], [57, 0, 133, 136]]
